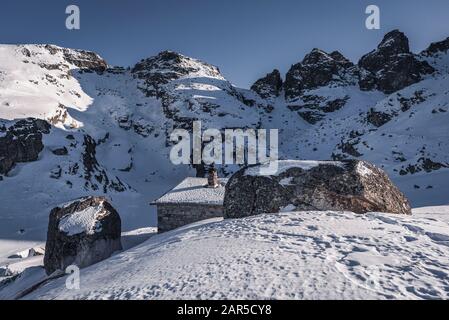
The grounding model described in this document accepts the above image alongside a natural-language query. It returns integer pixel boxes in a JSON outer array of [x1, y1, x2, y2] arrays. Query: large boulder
[[44, 196, 122, 275], [224, 160, 411, 219], [0, 118, 50, 175]]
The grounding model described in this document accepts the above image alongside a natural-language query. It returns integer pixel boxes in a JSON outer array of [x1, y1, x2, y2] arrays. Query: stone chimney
[[207, 166, 219, 188]]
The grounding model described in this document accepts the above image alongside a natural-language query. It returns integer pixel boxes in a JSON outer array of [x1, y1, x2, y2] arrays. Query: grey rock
[[284, 49, 357, 100], [52, 147, 68, 156], [421, 37, 449, 56], [358, 30, 434, 93], [251, 69, 283, 99], [0, 118, 50, 175], [288, 95, 349, 124], [366, 108, 394, 127], [44, 196, 122, 275], [224, 160, 411, 219], [44, 45, 107, 73]]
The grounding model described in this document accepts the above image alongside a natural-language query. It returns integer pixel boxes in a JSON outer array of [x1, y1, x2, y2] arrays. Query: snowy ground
[[0, 227, 156, 299], [2, 206, 446, 300]]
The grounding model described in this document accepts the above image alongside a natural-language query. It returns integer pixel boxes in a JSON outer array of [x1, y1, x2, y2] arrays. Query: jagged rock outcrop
[[284, 49, 357, 101], [288, 95, 350, 124], [82, 135, 127, 192], [224, 160, 411, 219], [44, 45, 107, 72], [44, 196, 122, 275], [132, 51, 223, 97], [358, 30, 434, 94], [366, 108, 394, 127], [420, 37, 449, 73], [399, 158, 448, 176], [251, 69, 283, 99], [421, 37, 449, 57], [0, 118, 50, 175]]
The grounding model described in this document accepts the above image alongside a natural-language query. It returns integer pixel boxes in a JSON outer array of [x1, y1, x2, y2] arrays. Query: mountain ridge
[[1, 29, 449, 241]]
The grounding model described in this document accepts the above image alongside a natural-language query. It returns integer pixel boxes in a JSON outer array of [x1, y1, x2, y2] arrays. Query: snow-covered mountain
[[1, 29, 449, 244]]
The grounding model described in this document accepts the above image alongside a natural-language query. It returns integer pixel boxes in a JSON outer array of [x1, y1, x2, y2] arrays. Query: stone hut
[[151, 171, 228, 233]]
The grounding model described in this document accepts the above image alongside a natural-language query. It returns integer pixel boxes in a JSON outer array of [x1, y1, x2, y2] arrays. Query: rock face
[[44, 45, 107, 72], [132, 50, 223, 97], [224, 160, 411, 219], [358, 30, 434, 93], [0, 118, 50, 175], [251, 69, 283, 99], [421, 37, 449, 57], [284, 49, 357, 101], [44, 196, 122, 275]]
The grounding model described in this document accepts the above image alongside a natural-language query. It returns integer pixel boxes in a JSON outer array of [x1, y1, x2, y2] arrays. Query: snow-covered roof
[[152, 177, 228, 206]]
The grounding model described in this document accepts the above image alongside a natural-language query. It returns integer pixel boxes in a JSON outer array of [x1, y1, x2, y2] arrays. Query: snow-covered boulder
[[224, 160, 411, 219], [44, 197, 122, 275]]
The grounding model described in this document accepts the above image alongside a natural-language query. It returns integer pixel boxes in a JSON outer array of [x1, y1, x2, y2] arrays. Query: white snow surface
[[22, 207, 449, 300], [58, 204, 104, 236], [153, 177, 228, 205], [357, 162, 373, 177]]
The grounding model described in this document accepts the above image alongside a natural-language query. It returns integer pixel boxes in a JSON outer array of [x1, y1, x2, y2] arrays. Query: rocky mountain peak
[[42, 44, 108, 72], [420, 37, 449, 73], [284, 48, 357, 101], [377, 29, 410, 55], [329, 51, 354, 67], [251, 69, 283, 99], [421, 37, 449, 56], [358, 29, 434, 94], [131, 50, 225, 97], [302, 48, 333, 65], [132, 50, 223, 81]]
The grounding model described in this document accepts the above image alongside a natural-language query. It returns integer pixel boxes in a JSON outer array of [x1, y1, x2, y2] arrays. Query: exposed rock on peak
[[284, 49, 357, 101], [132, 50, 223, 81], [329, 51, 354, 67], [358, 30, 434, 94], [131, 50, 224, 97], [377, 30, 410, 55], [251, 69, 283, 99], [43, 45, 107, 72], [421, 37, 449, 56], [420, 36, 449, 73], [302, 48, 333, 65]]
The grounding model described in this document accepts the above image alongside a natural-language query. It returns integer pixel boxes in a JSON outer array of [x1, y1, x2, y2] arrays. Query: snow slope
[[21, 207, 449, 300]]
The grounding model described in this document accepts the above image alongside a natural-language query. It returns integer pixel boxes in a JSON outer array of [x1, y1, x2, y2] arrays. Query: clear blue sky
[[1, 0, 448, 88]]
